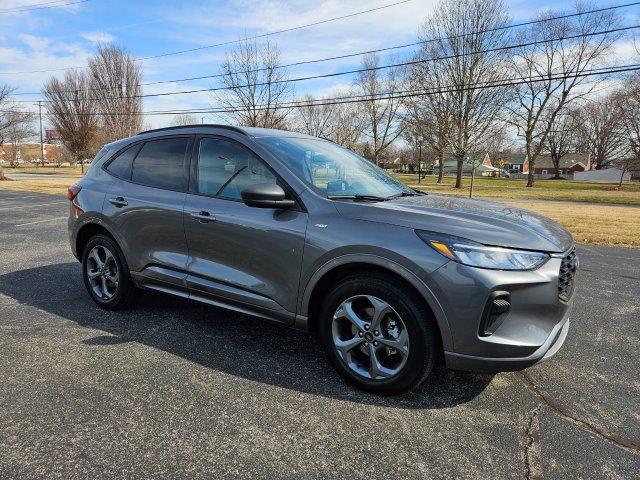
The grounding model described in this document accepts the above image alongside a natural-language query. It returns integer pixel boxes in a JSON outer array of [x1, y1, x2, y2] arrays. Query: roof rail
[[137, 124, 248, 136]]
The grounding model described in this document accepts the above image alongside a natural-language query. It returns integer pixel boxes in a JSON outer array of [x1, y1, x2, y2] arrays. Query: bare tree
[[576, 93, 628, 170], [354, 53, 405, 166], [293, 91, 366, 148], [43, 70, 98, 169], [618, 72, 640, 186], [293, 94, 336, 138], [327, 98, 367, 150], [542, 109, 583, 178], [0, 85, 36, 178], [403, 86, 450, 182], [418, 0, 511, 188], [88, 44, 143, 142], [3, 110, 35, 166], [507, 2, 622, 187], [216, 39, 292, 128], [171, 113, 199, 126]]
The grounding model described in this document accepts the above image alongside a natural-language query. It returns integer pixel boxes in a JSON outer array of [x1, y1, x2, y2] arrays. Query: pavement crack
[[519, 372, 640, 454], [520, 405, 543, 480]]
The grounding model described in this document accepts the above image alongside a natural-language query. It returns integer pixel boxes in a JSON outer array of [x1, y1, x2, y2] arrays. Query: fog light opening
[[480, 291, 511, 337]]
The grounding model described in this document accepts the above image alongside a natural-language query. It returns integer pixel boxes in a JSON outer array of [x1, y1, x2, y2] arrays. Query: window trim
[[102, 134, 193, 193], [190, 134, 304, 210], [102, 141, 143, 181]]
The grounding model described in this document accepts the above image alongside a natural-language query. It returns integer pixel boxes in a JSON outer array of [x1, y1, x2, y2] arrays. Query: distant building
[[45, 130, 63, 145], [532, 154, 590, 176], [441, 153, 495, 175], [491, 152, 528, 173]]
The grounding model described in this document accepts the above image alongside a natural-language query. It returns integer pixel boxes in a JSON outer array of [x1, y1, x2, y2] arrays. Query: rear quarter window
[[105, 144, 140, 179]]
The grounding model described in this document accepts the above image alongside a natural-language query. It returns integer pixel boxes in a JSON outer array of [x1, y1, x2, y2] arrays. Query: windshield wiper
[[326, 194, 389, 202], [385, 191, 423, 200]]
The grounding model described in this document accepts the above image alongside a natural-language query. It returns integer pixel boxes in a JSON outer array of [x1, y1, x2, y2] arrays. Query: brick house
[[532, 154, 590, 175]]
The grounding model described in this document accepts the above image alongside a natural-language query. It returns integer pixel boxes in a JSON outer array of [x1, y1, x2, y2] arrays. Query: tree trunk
[[526, 147, 535, 187], [618, 167, 626, 187], [437, 151, 444, 183], [455, 158, 464, 188], [526, 169, 535, 187], [0, 164, 6, 181]]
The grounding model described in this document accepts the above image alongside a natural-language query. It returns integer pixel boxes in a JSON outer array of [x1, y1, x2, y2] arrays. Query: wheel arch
[[299, 255, 453, 351], [74, 221, 120, 261]]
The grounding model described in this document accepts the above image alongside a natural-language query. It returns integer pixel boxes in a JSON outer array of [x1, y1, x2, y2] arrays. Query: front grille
[[558, 247, 578, 302]]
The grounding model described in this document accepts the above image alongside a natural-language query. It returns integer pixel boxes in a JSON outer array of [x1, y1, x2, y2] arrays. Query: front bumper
[[444, 311, 571, 372], [425, 249, 576, 372]]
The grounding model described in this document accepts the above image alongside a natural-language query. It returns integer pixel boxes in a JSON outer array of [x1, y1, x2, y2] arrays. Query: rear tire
[[318, 274, 438, 395], [81, 234, 136, 310]]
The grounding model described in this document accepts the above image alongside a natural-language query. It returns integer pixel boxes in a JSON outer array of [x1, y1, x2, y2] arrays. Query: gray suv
[[68, 125, 577, 395]]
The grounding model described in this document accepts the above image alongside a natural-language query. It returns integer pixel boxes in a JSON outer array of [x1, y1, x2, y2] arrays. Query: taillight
[[67, 184, 82, 201]]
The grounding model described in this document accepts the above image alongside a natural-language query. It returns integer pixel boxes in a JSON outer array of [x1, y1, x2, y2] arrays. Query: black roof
[[137, 124, 316, 139]]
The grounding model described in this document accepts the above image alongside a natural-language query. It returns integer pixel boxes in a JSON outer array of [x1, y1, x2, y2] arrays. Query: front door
[[183, 136, 308, 322]]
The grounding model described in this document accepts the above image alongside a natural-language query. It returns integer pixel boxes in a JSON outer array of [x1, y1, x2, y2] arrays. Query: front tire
[[319, 274, 438, 395], [81, 234, 136, 310]]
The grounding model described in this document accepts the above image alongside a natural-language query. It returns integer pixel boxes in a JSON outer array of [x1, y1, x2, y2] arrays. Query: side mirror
[[241, 183, 296, 209]]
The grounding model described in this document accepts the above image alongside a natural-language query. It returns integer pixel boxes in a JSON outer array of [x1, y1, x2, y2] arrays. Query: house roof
[[534, 154, 588, 169], [494, 152, 527, 165]]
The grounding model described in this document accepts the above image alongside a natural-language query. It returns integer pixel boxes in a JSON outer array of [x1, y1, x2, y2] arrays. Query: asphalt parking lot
[[0, 189, 638, 479]]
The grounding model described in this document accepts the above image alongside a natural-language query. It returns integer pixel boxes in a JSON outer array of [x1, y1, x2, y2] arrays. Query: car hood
[[334, 194, 573, 253]]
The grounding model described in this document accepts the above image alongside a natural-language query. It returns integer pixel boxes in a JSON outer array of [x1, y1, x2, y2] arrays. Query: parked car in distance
[[67, 125, 577, 394]]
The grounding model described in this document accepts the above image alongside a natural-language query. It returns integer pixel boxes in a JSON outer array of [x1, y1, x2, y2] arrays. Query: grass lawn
[[1, 169, 638, 247], [393, 173, 640, 205]]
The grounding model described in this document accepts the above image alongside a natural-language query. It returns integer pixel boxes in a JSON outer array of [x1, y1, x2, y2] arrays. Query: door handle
[[108, 196, 128, 207], [190, 210, 215, 222]]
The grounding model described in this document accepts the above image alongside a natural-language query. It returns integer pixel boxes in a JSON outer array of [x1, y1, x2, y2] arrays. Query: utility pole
[[417, 136, 423, 184], [469, 156, 476, 198], [37, 101, 44, 166]]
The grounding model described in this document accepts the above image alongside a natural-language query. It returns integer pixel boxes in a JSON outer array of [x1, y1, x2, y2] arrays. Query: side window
[[105, 144, 139, 179], [132, 138, 189, 191], [197, 137, 277, 199]]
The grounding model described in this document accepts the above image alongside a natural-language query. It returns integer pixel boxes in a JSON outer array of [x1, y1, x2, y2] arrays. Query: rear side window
[[197, 137, 277, 199], [132, 138, 189, 191], [106, 144, 139, 179]]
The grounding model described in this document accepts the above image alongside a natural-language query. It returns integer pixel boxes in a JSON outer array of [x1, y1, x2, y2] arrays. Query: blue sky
[[1, 0, 638, 128]]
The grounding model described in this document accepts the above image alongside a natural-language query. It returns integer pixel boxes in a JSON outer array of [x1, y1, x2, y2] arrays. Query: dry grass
[[0, 177, 80, 196], [4, 165, 86, 176], [488, 198, 640, 248], [394, 174, 640, 205]]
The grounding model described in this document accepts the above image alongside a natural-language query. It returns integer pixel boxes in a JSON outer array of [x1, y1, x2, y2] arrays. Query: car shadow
[[0, 262, 494, 409]]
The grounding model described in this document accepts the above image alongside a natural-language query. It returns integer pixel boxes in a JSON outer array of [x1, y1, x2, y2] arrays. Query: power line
[[5, 63, 637, 116], [138, 1, 640, 63], [10, 23, 638, 103], [135, 64, 640, 114], [138, 0, 416, 61], [3, 0, 639, 79], [0, 0, 92, 14], [0, 0, 414, 75]]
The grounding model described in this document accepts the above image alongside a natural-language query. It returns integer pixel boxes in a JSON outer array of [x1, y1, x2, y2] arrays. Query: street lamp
[[417, 136, 424, 184]]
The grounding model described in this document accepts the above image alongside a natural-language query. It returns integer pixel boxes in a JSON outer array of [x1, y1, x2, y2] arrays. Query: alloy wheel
[[86, 245, 119, 300], [331, 295, 410, 380]]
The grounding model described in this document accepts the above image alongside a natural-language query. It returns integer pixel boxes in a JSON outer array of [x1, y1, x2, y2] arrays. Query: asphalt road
[[0, 189, 638, 479]]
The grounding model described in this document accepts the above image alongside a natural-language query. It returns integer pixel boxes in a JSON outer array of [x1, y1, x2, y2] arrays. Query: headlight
[[417, 231, 549, 271]]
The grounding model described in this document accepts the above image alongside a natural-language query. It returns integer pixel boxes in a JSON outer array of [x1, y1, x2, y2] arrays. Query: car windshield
[[257, 136, 414, 200]]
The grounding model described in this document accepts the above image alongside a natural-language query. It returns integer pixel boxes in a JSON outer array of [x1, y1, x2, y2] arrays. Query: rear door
[[183, 135, 308, 321], [102, 136, 193, 289]]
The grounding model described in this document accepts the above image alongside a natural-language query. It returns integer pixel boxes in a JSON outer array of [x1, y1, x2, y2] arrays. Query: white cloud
[[81, 31, 116, 44]]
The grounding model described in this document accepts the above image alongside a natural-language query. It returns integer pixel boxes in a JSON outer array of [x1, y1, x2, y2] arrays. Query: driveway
[[0, 190, 638, 479]]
